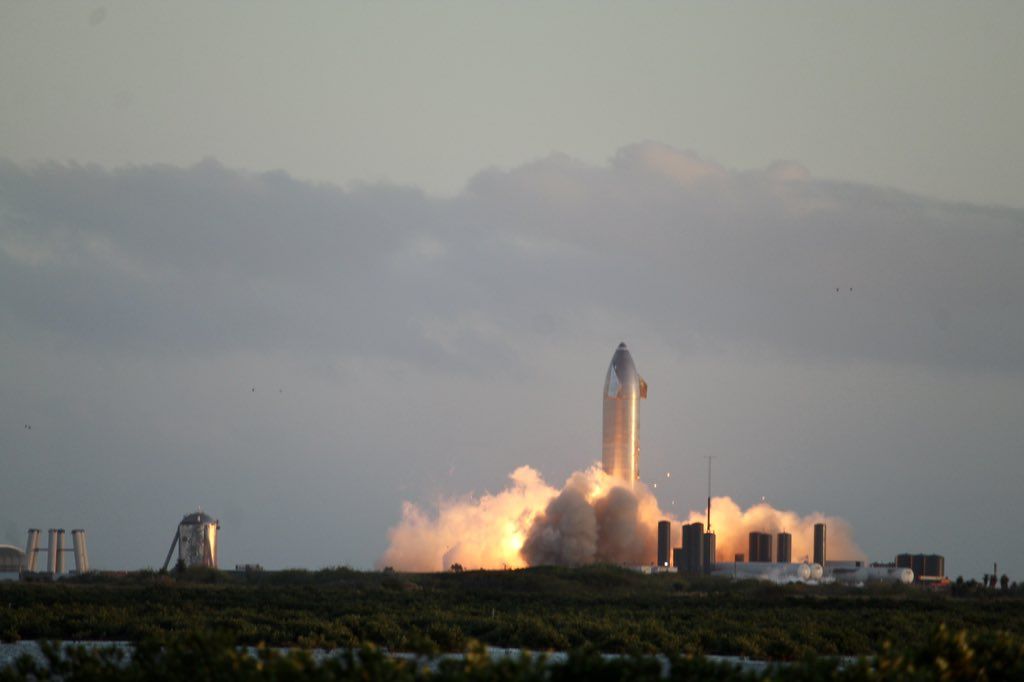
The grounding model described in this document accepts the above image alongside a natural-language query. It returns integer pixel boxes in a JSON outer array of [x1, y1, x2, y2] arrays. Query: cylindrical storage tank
[[810, 563, 824, 580], [911, 554, 926, 581], [71, 529, 89, 574], [813, 524, 827, 566], [896, 553, 912, 569], [46, 529, 59, 574], [795, 562, 812, 581], [776, 533, 792, 563], [683, 523, 704, 574], [748, 532, 760, 563], [758, 533, 773, 564], [924, 555, 944, 579], [24, 529, 40, 572], [657, 520, 671, 567], [897, 568, 914, 584], [703, 532, 716, 574], [177, 511, 220, 569]]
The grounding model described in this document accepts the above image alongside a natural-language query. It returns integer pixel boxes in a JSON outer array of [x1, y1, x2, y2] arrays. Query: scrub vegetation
[[1, 565, 1023, 660], [2, 627, 1024, 681]]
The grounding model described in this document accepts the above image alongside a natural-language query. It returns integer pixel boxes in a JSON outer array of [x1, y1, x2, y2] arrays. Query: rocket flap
[[639, 377, 647, 399]]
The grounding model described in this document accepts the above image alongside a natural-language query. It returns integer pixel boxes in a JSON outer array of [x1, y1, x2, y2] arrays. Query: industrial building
[[664, 521, 715, 575], [0, 545, 25, 581]]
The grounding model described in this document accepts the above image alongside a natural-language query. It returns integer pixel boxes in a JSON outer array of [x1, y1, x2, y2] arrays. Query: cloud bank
[[1, 144, 1021, 574], [2, 144, 1020, 373]]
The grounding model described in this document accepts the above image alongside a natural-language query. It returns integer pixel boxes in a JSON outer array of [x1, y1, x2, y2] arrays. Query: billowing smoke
[[680, 497, 865, 565], [379, 464, 864, 571]]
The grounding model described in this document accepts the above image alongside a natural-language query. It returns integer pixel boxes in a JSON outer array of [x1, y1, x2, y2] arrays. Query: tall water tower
[[162, 510, 219, 570]]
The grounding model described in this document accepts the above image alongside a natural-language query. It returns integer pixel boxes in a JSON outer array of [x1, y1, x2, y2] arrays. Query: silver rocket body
[[602, 342, 647, 485]]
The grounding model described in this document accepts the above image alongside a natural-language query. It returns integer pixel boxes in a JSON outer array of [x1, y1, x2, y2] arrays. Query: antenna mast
[[706, 455, 715, 532]]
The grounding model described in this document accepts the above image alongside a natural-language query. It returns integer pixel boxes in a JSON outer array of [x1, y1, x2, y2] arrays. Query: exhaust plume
[[379, 464, 864, 571]]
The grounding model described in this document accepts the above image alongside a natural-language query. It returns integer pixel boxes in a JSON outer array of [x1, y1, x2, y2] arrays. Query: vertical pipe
[[55, 529, 65, 575], [24, 529, 40, 572], [72, 529, 89, 574], [47, 529, 58, 575]]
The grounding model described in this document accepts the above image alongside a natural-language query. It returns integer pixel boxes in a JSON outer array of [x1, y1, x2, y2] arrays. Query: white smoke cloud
[[380, 463, 864, 571]]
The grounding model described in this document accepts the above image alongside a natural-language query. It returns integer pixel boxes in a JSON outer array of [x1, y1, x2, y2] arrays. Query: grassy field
[[1, 565, 1022, 659]]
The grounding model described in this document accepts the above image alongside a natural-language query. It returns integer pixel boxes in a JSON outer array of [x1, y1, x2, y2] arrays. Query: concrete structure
[[601, 343, 646, 486]]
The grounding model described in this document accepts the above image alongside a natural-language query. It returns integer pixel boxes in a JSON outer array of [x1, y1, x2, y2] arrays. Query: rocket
[[602, 342, 647, 485]]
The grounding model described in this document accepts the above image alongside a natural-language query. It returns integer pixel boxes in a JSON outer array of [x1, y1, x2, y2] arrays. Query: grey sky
[[1, 2, 1022, 207], [1, 3, 1022, 580]]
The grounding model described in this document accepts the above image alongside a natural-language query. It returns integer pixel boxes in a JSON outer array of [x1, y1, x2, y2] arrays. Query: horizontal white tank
[[830, 566, 914, 585], [711, 562, 814, 582]]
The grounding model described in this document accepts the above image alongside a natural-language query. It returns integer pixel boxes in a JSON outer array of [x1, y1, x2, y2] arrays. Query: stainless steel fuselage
[[602, 343, 646, 485]]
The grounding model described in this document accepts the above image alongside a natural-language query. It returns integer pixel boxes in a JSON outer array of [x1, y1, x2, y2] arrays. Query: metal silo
[[813, 523, 827, 566], [71, 529, 90, 574], [23, 529, 40, 572], [683, 522, 704, 574], [757, 532, 773, 564], [657, 520, 671, 567], [776, 532, 792, 564], [924, 555, 944, 579], [702, 532, 716, 574], [162, 510, 220, 570], [748, 532, 760, 563]]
